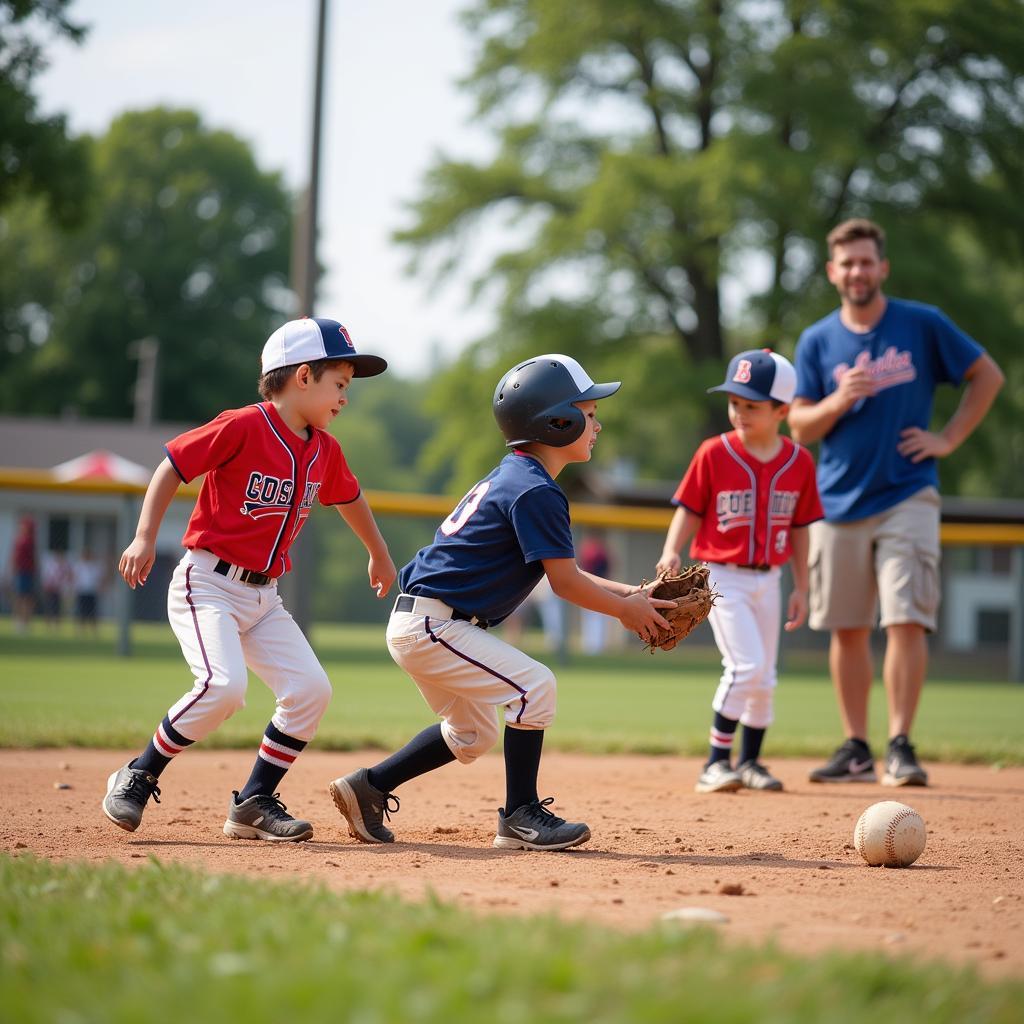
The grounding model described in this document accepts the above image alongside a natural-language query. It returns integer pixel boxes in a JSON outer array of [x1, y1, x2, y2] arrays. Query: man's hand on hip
[[897, 427, 955, 463]]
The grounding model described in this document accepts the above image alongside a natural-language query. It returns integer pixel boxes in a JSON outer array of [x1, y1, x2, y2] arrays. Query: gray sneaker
[[737, 760, 784, 791], [328, 768, 398, 843], [493, 797, 591, 851], [222, 792, 313, 842], [695, 760, 743, 793], [102, 762, 161, 832]]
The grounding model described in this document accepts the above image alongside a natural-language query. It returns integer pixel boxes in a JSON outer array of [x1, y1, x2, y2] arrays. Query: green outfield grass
[[1, 854, 1020, 1024], [1, 619, 1021, 763]]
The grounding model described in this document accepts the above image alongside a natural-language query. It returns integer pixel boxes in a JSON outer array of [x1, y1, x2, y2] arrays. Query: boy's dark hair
[[257, 357, 354, 400], [826, 218, 886, 259]]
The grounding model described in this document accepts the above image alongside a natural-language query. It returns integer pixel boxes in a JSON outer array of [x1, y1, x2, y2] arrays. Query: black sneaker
[[223, 792, 314, 842], [102, 762, 161, 832], [808, 740, 877, 783], [493, 797, 591, 851], [328, 768, 399, 843], [882, 735, 929, 787]]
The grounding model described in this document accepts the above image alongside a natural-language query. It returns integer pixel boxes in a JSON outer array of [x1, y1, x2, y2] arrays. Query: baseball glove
[[641, 564, 718, 653]]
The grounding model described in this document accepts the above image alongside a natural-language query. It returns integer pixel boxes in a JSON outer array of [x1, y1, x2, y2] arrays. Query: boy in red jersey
[[102, 318, 397, 841], [657, 350, 822, 793]]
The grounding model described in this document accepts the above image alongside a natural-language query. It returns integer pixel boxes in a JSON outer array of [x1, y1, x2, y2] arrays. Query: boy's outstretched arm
[[336, 494, 397, 598], [119, 458, 182, 589], [543, 557, 674, 645], [656, 507, 701, 575]]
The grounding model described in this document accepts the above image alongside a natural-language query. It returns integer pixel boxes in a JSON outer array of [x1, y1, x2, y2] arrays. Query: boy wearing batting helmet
[[103, 318, 396, 842], [658, 349, 823, 793], [328, 353, 673, 851]]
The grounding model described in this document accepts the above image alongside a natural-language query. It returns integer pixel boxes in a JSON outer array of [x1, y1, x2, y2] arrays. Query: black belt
[[710, 562, 773, 573], [214, 558, 272, 586], [395, 593, 490, 629]]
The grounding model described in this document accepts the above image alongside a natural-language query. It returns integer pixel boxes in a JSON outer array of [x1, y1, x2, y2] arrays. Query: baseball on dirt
[[854, 801, 926, 868]]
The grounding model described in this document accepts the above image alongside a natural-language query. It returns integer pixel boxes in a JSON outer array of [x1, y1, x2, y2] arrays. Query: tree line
[[2, 0, 1022, 506]]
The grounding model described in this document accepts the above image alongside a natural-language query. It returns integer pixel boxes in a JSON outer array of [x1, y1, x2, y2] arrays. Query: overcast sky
[[36, 0, 496, 377]]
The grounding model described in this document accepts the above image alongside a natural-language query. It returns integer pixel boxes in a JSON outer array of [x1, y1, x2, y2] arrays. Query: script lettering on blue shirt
[[794, 298, 983, 522]]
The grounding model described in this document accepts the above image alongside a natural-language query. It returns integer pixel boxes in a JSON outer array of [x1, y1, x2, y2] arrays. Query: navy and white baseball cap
[[708, 348, 796, 404], [261, 317, 388, 377]]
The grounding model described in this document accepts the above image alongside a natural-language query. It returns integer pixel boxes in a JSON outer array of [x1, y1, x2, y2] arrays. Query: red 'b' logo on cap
[[338, 325, 354, 351], [733, 359, 752, 383]]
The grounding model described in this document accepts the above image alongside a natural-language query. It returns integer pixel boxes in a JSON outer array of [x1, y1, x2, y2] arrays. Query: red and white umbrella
[[51, 450, 152, 486]]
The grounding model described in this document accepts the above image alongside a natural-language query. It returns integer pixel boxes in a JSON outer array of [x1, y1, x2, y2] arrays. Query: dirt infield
[[4, 749, 1022, 978]]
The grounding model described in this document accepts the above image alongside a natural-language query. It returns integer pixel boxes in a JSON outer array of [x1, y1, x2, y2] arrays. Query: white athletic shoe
[[694, 760, 743, 794], [737, 760, 784, 791]]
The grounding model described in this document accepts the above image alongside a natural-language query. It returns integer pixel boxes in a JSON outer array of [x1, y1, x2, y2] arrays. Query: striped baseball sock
[[237, 722, 307, 801], [133, 716, 194, 777], [707, 712, 739, 766]]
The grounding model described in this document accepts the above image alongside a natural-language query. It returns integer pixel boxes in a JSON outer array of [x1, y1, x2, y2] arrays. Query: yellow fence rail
[[2, 468, 1023, 545]]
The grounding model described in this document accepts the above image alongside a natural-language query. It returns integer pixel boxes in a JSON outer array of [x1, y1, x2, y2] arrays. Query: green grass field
[[2, 854, 1020, 1024], [1, 619, 1021, 764], [3, 618, 1023, 1020]]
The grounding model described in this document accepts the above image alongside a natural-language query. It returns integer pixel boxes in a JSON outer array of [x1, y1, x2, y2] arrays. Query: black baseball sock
[[133, 716, 194, 777], [367, 724, 456, 794], [707, 712, 739, 766], [237, 722, 307, 802], [739, 725, 766, 765], [503, 726, 545, 813]]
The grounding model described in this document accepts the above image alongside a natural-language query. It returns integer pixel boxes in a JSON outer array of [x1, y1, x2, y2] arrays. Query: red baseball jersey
[[673, 431, 823, 567], [165, 403, 360, 577]]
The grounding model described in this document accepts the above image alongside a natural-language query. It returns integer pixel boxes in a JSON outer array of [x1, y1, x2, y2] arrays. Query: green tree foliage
[[0, 108, 295, 421], [313, 373, 439, 622], [0, 0, 90, 225], [397, 0, 1024, 492]]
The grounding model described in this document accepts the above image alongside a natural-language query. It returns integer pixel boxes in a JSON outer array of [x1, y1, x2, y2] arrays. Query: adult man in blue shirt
[[790, 218, 1004, 787]]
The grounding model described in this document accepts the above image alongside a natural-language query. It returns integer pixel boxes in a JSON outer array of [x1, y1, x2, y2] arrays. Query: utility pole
[[281, 0, 329, 635], [130, 336, 160, 427]]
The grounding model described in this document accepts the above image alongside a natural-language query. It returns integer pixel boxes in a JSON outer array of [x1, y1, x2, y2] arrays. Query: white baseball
[[854, 801, 926, 868]]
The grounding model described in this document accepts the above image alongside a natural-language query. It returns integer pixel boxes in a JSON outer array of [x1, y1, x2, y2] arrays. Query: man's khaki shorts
[[808, 487, 941, 632]]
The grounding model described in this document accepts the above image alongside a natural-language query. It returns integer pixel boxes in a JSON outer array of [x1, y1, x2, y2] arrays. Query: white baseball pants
[[706, 564, 782, 729], [386, 595, 556, 764], [163, 550, 332, 743]]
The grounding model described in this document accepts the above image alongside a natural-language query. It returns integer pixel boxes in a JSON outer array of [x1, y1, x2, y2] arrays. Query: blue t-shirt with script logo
[[794, 298, 984, 522], [399, 452, 575, 624]]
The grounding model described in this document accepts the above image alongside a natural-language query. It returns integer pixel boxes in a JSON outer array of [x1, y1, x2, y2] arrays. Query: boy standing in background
[[658, 350, 822, 793]]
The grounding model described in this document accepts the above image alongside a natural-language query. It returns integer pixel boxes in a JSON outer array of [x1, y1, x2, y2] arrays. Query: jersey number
[[440, 481, 491, 536], [774, 529, 788, 554]]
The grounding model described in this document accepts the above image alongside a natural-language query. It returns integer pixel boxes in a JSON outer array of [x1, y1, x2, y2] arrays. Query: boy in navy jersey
[[328, 354, 673, 851]]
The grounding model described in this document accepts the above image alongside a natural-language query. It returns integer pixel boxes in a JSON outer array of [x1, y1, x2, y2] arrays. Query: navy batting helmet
[[492, 354, 621, 448]]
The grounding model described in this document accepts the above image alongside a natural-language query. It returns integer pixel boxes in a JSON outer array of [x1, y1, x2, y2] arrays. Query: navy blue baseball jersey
[[794, 298, 984, 522], [399, 452, 575, 624]]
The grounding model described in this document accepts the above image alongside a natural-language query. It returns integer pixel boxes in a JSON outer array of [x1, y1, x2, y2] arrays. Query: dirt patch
[[4, 749, 1022, 978]]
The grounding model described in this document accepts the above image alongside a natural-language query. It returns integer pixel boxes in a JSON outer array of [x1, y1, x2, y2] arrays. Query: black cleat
[[102, 762, 161, 832], [808, 740, 877, 783]]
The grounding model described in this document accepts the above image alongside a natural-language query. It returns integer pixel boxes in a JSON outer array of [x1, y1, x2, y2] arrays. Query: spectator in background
[[578, 533, 612, 654], [41, 549, 73, 629], [790, 218, 1004, 788], [72, 547, 104, 634], [531, 574, 566, 655], [11, 516, 38, 633]]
